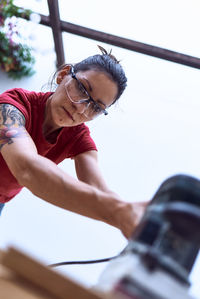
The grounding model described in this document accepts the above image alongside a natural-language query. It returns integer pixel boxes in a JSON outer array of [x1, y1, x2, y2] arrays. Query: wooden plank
[[1, 247, 106, 299], [0, 263, 55, 299], [0, 278, 53, 299], [47, 0, 65, 67]]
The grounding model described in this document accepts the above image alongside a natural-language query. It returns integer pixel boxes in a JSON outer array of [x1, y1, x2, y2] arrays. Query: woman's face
[[46, 67, 118, 129]]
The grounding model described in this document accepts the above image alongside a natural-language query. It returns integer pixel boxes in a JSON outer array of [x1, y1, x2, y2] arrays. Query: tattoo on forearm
[[0, 104, 28, 150]]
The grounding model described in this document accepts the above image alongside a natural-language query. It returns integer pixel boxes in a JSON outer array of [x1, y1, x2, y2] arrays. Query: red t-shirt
[[0, 88, 97, 203]]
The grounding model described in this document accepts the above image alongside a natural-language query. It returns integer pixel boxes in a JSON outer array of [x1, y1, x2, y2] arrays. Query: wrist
[[94, 190, 126, 228], [114, 201, 134, 234], [102, 192, 133, 234]]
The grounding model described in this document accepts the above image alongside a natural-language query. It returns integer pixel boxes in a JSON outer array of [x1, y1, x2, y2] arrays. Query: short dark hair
[[51, 46, 127, 104]]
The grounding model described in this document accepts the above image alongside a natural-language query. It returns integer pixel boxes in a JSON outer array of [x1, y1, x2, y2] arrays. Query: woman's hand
[[116, 200, 149, 239]]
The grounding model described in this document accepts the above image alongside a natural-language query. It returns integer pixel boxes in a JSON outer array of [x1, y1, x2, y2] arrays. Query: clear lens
[[65, 79, 89, 102], [65, 78, 106, 119]]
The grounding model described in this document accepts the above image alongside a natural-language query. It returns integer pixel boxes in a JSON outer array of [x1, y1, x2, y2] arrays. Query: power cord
[[49, 255, 118, 268]]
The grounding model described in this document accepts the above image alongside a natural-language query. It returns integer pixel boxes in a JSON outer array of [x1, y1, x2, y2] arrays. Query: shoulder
[[0, 88, 52, 104], [0, 88, 52, 113], [0, 88, 52, 130], [0, 88, 30, 120], [0, 88, 33, 99]]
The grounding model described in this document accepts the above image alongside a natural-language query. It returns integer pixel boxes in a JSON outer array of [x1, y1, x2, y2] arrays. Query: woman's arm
[[74, 150, 112, 192], [74, 151, 148, 238], [0, 104, 147, 238]]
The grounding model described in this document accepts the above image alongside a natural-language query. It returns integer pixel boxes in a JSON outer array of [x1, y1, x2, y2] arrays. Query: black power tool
[[97, 174, 200, 299]]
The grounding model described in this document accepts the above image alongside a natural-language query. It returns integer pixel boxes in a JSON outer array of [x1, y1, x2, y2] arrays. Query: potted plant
[[0, 0, 36, 79]]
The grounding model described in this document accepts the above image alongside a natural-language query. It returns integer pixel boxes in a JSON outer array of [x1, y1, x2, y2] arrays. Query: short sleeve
[[0, 88, 31, 130]]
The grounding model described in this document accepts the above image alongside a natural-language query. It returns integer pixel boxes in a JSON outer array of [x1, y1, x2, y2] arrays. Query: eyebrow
[[81, 78, 107, 108]]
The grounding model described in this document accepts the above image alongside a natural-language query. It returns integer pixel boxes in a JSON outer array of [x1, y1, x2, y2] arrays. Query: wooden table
[[0, 247, 120, 299]]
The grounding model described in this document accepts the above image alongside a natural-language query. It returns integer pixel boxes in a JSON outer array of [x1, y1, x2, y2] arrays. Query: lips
[[63, 107, 74, 121]]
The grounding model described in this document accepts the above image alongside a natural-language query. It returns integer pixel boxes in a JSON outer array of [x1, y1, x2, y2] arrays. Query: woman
[[0, 47, 147, 239]]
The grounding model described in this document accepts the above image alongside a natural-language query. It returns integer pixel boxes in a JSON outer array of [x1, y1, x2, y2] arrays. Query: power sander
[[97, 174, 200, 299]]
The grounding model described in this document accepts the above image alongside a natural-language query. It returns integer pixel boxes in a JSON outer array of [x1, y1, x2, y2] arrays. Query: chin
[[53, 111, 72, 127]]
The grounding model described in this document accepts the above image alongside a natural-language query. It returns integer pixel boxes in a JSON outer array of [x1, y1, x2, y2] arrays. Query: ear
[[56, 65, 71, 84]]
